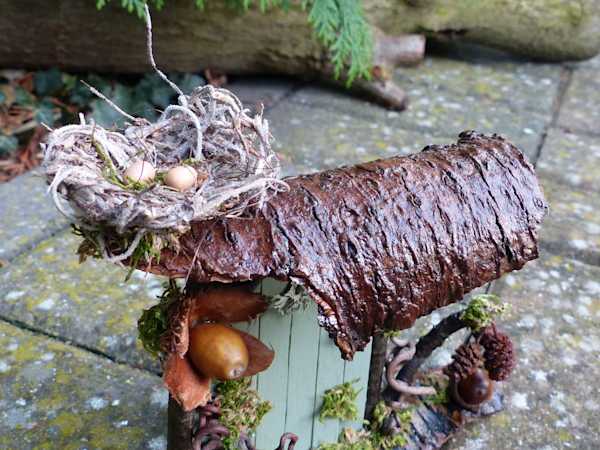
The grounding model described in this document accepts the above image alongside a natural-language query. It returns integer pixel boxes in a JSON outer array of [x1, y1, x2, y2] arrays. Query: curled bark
[[144, 132, 546, 360]]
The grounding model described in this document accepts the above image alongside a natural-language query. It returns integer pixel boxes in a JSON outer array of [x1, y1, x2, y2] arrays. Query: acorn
[[124, 159, 156, 183], [188, 323, 249, 380], [164, 165, 198, 192], [451, 368, 494, 410]]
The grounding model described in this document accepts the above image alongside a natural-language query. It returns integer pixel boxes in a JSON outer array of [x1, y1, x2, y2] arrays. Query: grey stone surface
[[557, 69, 600, 135], [451, 252, 600, 449], [537, 128, 600, 192], [0, 320, 166, 450], [394, 55, 562, 114], [287, 81, 548, 160], [227, 77, 297, 113], [539, 178, 600, 258], [0, 231, 164, 372], [266, 100, 454, 176], [0, 171, 68, 261]]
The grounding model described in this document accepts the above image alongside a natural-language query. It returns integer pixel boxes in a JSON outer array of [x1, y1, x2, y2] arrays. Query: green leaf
[[176, 73, 204, 95], [90, 83, 133, 128], [35, 99, 56, 126], [14, 86, 35, 106], [0, 133, 18, 157], [150, 83, 175, 108], [34, 68, 64, 97]]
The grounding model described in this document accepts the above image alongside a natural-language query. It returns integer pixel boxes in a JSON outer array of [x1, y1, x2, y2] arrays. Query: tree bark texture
[[142, 132, 547, 360], [0, 0, 598, 76]]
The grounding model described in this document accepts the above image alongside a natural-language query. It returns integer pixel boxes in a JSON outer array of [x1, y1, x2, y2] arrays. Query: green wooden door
[[237, 279, 372, 450]]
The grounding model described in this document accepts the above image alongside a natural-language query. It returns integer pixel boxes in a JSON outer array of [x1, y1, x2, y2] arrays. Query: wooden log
[[0, 0, 598, 77], [140, 132, 546, 360]]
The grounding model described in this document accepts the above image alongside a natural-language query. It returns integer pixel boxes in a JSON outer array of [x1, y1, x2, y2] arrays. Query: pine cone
[[479, 326, 515, 381], [444, 342, 485, 382]]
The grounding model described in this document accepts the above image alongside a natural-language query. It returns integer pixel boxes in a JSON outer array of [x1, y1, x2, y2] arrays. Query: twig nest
[[165, 165, 198, 192], [124, 159, 156, 183], [188, 323, 249, 380], [42, 84, 287, 261]]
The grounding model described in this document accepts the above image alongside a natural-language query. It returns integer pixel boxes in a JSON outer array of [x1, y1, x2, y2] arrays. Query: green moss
[[319, 379, 360, 422], [137, 279, 180, 357], [318, 401, 410, 450], [215, 378, 272, 450], [460, 294, 509, 332]]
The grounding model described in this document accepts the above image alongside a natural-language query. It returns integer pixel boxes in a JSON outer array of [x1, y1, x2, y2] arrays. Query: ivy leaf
[[34, 68, 64, 97], [150, 83, 175, 108], [91, 83, 133, 128], [176, 73, 205, 95], [35, 99, 57, 127], [0, 133, 18, 157], [14, 86, 35, 107]]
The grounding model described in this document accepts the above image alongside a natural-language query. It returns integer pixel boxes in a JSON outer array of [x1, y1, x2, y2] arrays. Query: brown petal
[[163, 353, 212, 411], [237, 329, 275, 377], [187, 285, 268, 326]]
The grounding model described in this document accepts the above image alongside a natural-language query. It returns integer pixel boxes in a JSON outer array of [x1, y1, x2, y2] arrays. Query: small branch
[[167, 395, 196, 450], [365, 333, 388, 420], [397, 312, 466, 384]]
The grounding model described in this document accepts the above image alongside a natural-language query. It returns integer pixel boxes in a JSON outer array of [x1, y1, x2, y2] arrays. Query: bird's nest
[[41, 5, 286, 266], [42, 83, 285, 263]]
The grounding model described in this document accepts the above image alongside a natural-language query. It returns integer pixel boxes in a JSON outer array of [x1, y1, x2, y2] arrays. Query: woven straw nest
[[42, 84, 286, 263]]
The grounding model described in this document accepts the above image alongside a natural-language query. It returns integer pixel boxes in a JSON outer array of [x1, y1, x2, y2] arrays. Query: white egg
[[165, 165, 198, 192], [124, 159, 156, 183]]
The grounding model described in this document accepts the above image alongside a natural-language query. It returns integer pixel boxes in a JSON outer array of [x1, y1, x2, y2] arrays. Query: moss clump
[[72, 224, 164, 281], [460, 294, 509, 332], [137, 279, 181, 357], [318, 401, 410, 450], [215, 378, 272, 450], [319, 379, 360, 422]]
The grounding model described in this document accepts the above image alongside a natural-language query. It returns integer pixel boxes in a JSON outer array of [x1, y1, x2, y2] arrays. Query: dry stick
[[167, 395, 196, 450], [365, 333, 388, 420]]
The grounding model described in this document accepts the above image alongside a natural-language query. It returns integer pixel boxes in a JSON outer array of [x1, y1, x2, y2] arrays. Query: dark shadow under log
[[143, 132, 547, 361]]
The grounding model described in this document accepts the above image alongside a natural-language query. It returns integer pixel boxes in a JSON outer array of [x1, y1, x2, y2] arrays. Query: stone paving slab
[[393, 55, 562, 114], [537, 127, 600, 192], [0, 231, 164, 372], [451, 251, 600, 450], [0, 171, 68, 262], [266, 100, 455, 175], [287, 83, 548, 160], [0, 320, 166, 450], [539, 178, 600, 258], [557, 69, 600, 136], [227, 77, 297, 113]]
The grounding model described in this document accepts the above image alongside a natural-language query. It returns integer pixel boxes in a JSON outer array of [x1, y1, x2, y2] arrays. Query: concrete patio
[[1, 45, 599, 449]]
